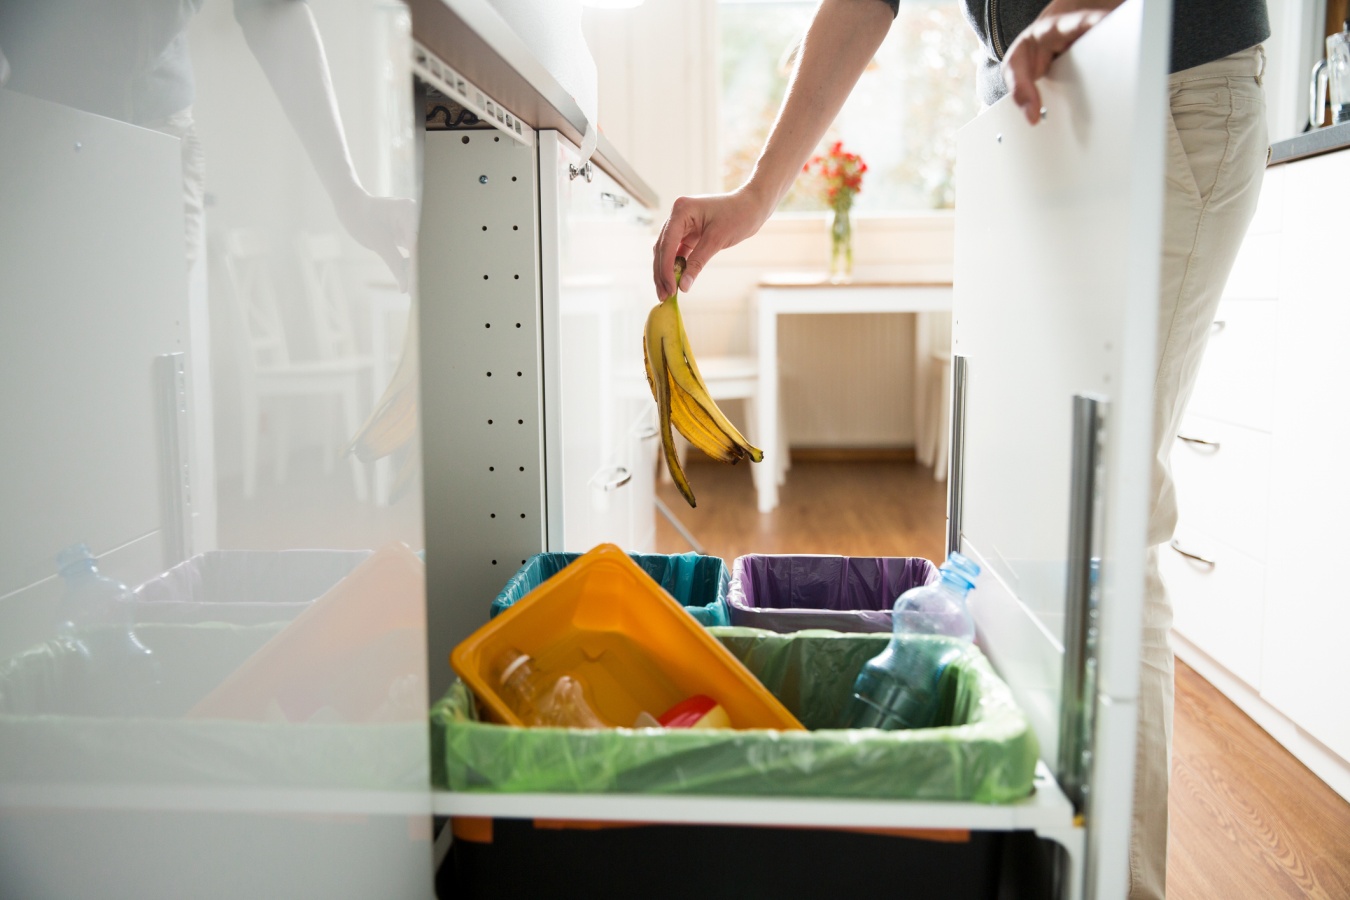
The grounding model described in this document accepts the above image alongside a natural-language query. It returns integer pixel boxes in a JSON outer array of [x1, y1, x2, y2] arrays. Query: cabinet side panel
[[421, 132, 546, 696]]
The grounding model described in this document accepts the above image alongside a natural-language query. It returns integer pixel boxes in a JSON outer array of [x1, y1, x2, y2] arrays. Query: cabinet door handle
[[1210, 319, 1227, 335], [590, 466, 632, 492], [634, 425, 660, 441], [600, 191, 629, 208], [1176, 433, 1221, 450], [1169, 539, 1216, 568], [568, 162, 594, 183]]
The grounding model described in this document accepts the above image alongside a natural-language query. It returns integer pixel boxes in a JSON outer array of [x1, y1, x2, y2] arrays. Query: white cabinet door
[[1171, 413, 1272, 562], [540, 131, 656, 553], [1163, 525, 1266, 688], [953, 1, 1169, 894], [1263, 149, 1350, 764], [1186, 298, 1278, 432]]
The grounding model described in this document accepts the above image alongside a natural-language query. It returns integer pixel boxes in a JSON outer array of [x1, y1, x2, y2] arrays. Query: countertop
[[1269, 120, 1350, 166]]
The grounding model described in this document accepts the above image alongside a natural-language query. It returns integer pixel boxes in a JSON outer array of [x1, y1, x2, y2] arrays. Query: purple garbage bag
[[726, 554, 939, 634]]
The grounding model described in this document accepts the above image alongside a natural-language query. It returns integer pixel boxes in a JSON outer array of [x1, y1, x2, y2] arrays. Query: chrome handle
[[568, 162, 594, 183], [1311, 59, 1329, 129], [590, 466, 631, 492], [600, 191, 629, 208], [946, 355, 968, 558], [634, 425, 660, 441], [1176, 434, 1221, 450], [1058, 393, 1106, 815], [1169, 539, 1216, 568], [1210, 319, 1227, 335]]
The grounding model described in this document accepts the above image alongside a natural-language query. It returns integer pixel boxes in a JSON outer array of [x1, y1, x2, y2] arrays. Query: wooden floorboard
[[656, 458, 1350, 899]]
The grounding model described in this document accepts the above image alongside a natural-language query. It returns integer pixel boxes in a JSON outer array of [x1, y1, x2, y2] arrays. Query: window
[[719, 0, 980, 212]]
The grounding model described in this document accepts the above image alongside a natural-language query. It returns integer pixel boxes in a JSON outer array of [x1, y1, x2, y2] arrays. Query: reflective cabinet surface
[[0, 2, 433, 895]]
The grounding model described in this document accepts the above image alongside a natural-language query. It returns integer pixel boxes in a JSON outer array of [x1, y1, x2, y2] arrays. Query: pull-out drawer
[[1170, 413, 1271, 562], [1162, 526, 1265, 690], [1187, 299, 1276, 433]]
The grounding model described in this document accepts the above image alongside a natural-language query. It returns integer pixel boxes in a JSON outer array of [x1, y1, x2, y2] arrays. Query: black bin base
[[438, 818, 1005, 899]]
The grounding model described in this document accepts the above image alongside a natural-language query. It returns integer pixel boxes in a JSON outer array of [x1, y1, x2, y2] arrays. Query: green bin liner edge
[[431, 627, 1039, 804]]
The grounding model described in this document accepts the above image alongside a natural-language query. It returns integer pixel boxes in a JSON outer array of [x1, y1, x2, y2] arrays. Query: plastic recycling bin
[[725, 554, 938, 633], [433, 627, 1038, 802]]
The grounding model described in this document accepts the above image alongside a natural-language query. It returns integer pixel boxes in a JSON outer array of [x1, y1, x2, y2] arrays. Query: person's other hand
[[335, 190, 419, 292], [653, 187, 773, 298], [1001, 2, 1119, 126]]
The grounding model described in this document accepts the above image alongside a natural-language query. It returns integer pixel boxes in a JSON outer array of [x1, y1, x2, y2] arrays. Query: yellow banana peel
[[643, 257, 763, 508]]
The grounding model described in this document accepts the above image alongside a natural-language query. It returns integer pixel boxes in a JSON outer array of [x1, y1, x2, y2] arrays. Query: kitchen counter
[[1268, 120, 1350, 166]]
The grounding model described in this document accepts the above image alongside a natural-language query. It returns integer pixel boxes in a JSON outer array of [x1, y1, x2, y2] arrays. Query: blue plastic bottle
[[56, 543, 160, 711], [842, 553, 982, 730]]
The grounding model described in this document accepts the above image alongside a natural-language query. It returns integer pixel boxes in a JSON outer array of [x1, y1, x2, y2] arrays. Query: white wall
[[582, 0, 954, 449]]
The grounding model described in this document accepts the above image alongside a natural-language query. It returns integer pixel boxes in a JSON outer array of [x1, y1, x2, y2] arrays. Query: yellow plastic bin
[[450, 543, 803, 731]]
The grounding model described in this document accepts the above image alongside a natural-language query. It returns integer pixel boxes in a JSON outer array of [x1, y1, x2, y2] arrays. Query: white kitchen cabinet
[[539, 131, 657, 555], [1264, 148, 1350, 771], [1169, 142, 1350, 801]]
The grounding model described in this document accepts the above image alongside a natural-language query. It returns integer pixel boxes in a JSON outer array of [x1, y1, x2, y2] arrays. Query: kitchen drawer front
[[1162, 527, 1265, 689], [1222, 231, 1278, 300], [1187, 299, 1276, 432], [1170, 413, 1271, 562]]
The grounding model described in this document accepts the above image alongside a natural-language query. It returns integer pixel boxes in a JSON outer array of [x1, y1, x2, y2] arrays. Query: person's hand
[[1001, 1, 1120, 126], [334, 190, 419, 292], [653, 187, 774, 298]]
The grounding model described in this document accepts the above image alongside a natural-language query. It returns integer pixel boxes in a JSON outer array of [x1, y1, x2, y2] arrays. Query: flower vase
[[829, 206, 853, 283]]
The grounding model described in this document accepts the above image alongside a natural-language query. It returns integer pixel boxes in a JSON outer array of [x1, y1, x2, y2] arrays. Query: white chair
[[665, 355, 789, 494], [223, 228, 373, 500]]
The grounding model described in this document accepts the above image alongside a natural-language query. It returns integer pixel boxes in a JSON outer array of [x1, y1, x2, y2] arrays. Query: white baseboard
[[1173, 632, 1350, 804]]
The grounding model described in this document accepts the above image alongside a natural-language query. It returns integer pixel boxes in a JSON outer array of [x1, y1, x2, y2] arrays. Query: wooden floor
[[656, 458, 1350, 900]]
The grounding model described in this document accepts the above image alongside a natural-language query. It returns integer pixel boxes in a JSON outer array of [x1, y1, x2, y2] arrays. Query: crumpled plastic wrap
[[432, 627, 1039, 803], [726, 555, 938, 633], [491, 552, 731, 627]]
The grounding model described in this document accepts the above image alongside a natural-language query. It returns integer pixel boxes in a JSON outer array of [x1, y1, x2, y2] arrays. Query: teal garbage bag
[[491, 552, 730, 627], [431, 627, 1039, 803]]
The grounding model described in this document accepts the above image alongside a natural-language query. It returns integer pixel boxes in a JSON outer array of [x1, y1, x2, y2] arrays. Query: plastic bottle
[[893, 552, 980, 642], [841, 553, 982, 731], [493, 649, 608, 728], [55, 543, 161, 714]]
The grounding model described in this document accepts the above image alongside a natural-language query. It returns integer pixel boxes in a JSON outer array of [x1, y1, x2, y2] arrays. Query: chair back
[[223, 228, 291, 370], [296, 232, 361, 362]]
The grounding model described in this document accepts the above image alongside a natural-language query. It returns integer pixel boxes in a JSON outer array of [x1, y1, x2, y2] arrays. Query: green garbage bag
[[431, 627, 1039, 803], [491, 552, 731, 627]]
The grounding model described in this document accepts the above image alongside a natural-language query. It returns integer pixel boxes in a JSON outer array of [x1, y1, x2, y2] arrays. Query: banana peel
[[644, 257, 763, 507]]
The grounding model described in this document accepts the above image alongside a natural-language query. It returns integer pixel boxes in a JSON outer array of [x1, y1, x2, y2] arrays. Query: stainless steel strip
[[1057, 393, 1105, 813], [946, 354, 969, 558]]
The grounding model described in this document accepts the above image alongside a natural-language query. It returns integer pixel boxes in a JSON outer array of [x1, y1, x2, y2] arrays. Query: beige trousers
[[1130, 45, 1268, 900]]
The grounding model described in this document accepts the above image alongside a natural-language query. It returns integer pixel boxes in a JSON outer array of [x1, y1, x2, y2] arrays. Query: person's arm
[[652, 0, 894, 297], [1000, 0, 1125, 125], [235, 0, 417, 290]]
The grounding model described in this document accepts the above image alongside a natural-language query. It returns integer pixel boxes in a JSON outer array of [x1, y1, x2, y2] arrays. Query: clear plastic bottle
[[493, 649, 607, 728], [893, 552, 980, 642], [55, 543, 161, 714], [841, 553, 982, 731]]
